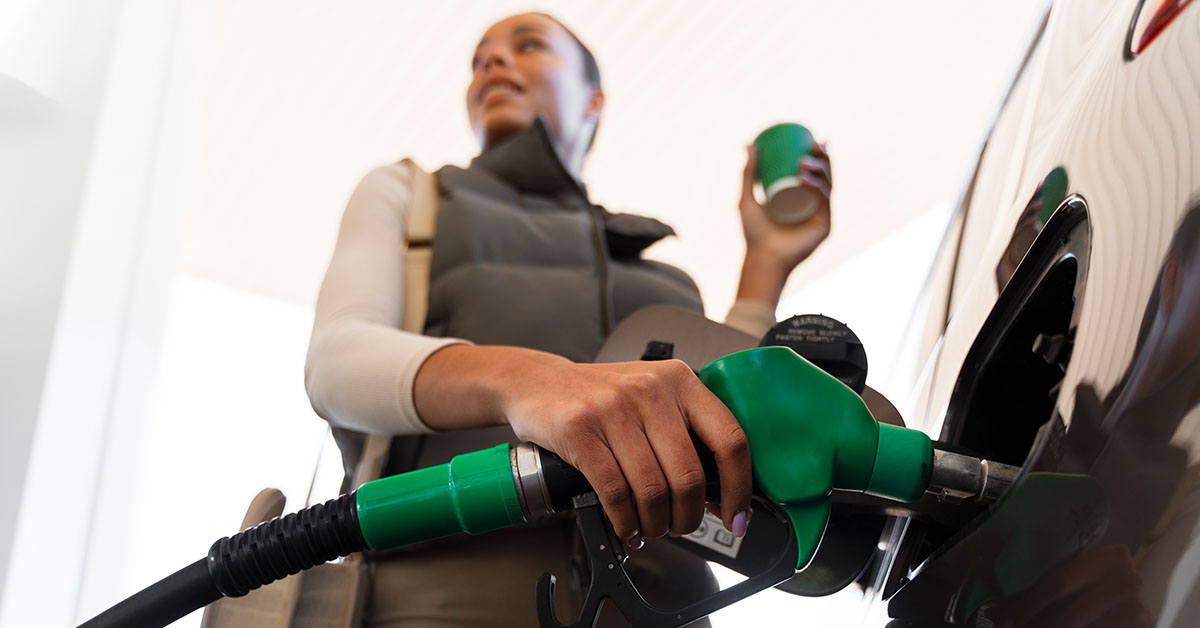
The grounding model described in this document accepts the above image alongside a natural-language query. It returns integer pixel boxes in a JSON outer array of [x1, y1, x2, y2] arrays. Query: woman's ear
[[586, 87, 606, 123]]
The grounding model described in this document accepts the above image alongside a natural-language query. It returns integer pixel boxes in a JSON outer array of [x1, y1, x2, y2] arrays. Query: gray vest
[[389, 120, 703, 471]]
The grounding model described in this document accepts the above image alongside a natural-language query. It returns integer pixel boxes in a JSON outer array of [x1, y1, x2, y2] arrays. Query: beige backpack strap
[[399, 157, 438, 338]]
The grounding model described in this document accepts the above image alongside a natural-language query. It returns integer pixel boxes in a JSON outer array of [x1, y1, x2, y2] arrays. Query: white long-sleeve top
[[304, 162, 778, 436]]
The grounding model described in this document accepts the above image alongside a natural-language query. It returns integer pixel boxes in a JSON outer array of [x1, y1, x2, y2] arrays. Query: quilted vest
[[390, 119, 703, 471]]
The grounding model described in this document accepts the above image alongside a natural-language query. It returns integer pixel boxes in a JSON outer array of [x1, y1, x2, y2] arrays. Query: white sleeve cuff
[[724, 299, 778, 339]]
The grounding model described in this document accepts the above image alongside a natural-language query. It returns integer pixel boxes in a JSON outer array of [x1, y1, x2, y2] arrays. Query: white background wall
[[0, 0, 128, 614], [1, 2, 1047, 626]]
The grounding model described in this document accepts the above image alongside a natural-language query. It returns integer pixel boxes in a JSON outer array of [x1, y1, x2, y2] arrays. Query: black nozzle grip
[[537, 432, 721, 512]]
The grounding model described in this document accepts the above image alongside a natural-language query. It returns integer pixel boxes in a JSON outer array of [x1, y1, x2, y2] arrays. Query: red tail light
[[1133, 0, 1194, 54]]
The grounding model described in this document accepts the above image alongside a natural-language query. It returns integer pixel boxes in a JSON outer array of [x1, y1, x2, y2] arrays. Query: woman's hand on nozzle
[[500, 355, 753, 548]]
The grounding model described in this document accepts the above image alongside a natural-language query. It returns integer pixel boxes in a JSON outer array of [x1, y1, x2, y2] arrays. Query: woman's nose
[[478, 47, 512, 72]]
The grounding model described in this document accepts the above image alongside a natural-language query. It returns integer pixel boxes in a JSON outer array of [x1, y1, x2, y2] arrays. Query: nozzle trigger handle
[[537, 494, 798, 628]]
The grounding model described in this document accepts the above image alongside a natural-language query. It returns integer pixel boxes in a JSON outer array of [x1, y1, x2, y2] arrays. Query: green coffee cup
[[754, 123, 818, 224]]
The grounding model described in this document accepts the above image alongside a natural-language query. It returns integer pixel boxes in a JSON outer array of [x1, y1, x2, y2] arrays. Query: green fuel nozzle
[[699, 346, 935, 569]]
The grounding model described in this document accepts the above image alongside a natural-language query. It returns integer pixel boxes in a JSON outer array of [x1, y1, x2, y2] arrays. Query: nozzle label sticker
[[681, 510, 745, 559]]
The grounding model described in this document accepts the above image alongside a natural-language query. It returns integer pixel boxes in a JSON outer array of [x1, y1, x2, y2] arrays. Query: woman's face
[[467, 14, 602, 153]]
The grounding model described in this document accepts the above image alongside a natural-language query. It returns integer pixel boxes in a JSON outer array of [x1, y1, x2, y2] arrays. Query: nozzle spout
[[927, 449, 1020, 504]]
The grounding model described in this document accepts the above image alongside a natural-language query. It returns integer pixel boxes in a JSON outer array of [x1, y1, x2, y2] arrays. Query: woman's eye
[[517, 39, 546, 52]]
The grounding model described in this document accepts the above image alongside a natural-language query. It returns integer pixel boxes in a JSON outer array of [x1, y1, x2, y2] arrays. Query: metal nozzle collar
[[512, 442, 555, 519]]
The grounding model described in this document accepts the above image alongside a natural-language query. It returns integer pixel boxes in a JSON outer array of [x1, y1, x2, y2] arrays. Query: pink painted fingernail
[[733, 511, 749, 538], [629, 534, 644, 549]]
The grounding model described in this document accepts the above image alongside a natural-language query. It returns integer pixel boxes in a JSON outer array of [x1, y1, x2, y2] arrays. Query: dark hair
[[533, 13, 602, 89], [533, 13, 602, 149]]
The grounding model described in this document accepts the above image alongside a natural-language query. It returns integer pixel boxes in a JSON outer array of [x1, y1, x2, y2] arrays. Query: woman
[[305, 12, 832, 626]]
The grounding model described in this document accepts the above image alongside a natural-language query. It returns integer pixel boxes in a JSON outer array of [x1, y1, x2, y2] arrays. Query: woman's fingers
[[567, 430, 642, 544], [799, 155, 831, 189], [643, 412, 708, 537], [607, 422, 673, 541], [605, 360, 746, 542], [809, 140, 829, 158], [800, 168, 832, 199], [676, 370, 752, 534], [809, 141, 830, 177]]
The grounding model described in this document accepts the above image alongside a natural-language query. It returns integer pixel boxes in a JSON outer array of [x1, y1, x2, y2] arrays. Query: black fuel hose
[[79, 493, 364, 628], [79, 559, 216, 628]]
